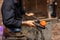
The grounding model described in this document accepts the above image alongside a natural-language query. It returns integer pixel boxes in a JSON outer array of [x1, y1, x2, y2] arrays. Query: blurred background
[[0, 0, 60, 40]]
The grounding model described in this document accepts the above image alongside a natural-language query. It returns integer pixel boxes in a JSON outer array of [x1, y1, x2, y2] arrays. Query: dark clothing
[[1, 0, 25, 28]]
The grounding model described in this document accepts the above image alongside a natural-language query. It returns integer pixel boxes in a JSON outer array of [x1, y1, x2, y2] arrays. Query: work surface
[[1, 18, 60, 40]]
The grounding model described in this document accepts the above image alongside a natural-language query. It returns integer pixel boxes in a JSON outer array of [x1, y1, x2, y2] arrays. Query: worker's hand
[[22, 20, 35, 27]]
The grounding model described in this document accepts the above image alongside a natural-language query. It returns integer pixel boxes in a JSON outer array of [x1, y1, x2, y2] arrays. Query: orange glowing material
[[40, 20, 46, 27]]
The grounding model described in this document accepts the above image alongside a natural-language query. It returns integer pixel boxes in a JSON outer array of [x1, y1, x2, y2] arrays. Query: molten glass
[[40, 20, 46, 27]]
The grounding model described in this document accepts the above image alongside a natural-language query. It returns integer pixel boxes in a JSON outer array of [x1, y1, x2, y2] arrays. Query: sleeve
[[1, 0, 22, 28]]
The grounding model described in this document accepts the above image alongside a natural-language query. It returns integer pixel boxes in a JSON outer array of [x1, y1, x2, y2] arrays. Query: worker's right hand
[[22, 20, 35, 27]]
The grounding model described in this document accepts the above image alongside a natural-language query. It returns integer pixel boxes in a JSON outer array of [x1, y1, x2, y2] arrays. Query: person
[[51, 0, 57, 17], [1, 0, 35, 32]]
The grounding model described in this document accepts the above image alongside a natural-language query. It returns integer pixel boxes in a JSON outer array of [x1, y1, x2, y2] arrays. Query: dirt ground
[[51, 20, 60, 40]]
